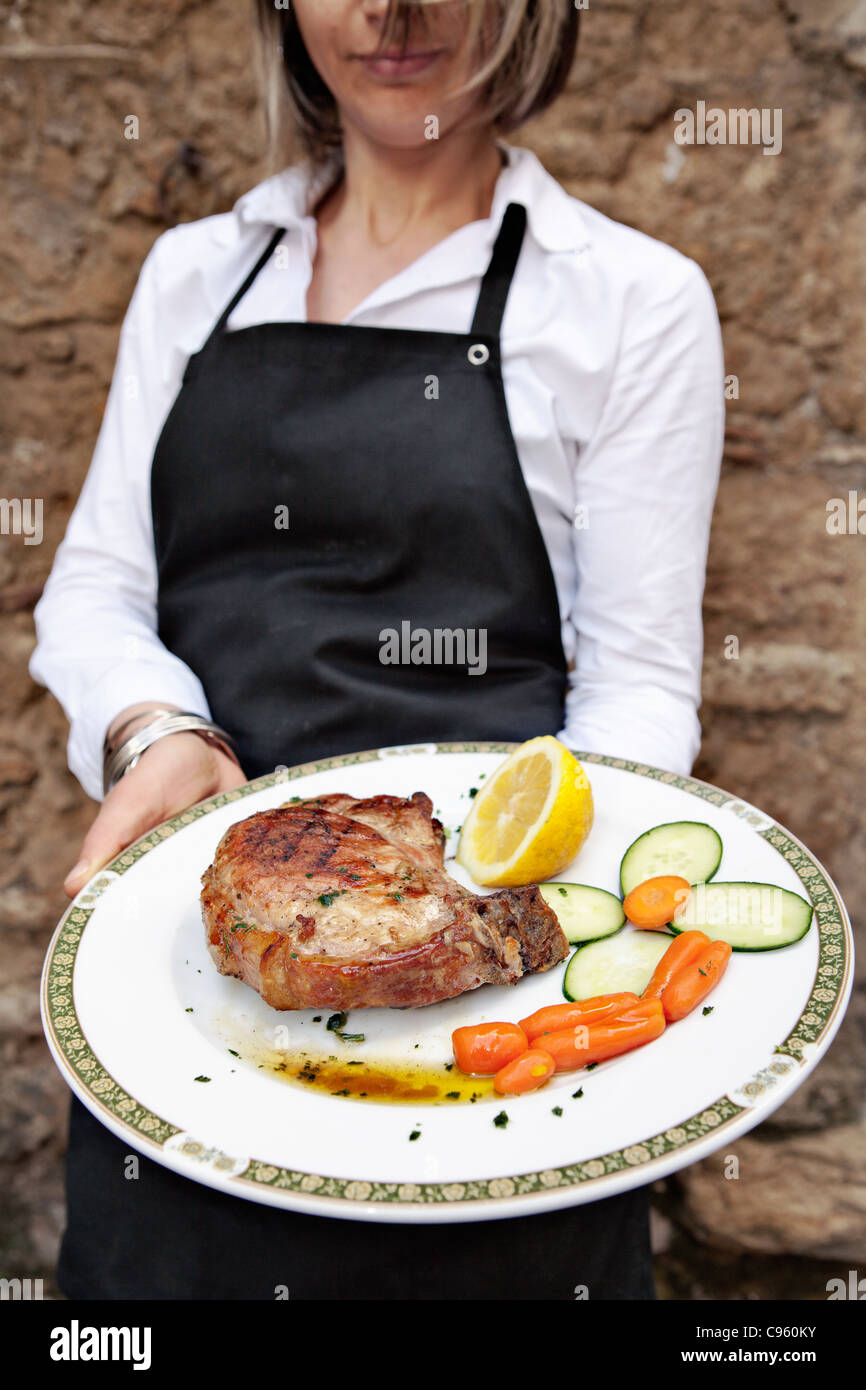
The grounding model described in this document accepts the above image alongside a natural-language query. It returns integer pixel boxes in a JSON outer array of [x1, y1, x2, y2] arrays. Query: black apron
[[58, 203, 655, 1300]]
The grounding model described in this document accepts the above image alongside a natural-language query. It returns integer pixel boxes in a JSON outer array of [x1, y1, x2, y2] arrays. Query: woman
[[31, 0, 724, 1299]]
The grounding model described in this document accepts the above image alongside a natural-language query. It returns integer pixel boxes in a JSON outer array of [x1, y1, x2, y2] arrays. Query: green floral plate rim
[[41, 743, 854, 1218]]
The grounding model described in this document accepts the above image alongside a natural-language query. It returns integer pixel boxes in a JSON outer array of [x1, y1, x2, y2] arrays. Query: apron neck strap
[[207, 226, 288, 343], [203, 201, 527, 347], [470, 202, 528, 339]]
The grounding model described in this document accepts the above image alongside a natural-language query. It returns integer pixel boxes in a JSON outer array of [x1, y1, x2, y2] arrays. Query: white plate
[[42, 743, 853, 1223]]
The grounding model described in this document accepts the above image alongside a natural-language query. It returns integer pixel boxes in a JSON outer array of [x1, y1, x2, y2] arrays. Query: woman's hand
[[63, 731, 247, 897]]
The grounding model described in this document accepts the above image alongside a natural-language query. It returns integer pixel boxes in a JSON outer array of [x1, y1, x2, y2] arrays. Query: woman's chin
[[343, 99, 476, 155]]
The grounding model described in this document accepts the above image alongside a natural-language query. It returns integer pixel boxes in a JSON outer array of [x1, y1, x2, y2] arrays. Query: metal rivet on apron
[[468, 343, 490, 366]]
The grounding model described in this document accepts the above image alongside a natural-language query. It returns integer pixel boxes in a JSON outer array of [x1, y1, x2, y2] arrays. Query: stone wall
[[1, 0, 864, 1298]]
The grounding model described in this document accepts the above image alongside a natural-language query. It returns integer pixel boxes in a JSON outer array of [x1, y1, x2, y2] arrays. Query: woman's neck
[[315, 123, 505, 248]]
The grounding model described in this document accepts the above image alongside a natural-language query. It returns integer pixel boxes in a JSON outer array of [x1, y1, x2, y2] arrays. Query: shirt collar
[[232, 141, 591, 256]]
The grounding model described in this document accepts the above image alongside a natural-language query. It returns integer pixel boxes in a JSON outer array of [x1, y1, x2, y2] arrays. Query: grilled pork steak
[[201, 791, 569, 1010]]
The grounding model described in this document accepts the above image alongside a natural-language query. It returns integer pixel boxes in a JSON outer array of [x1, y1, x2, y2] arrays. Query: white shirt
[[30, 142, 725, 802]]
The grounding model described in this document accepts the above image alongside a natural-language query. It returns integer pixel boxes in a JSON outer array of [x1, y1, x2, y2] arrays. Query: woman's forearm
[[564, 257, 724, 778], [28, 234, 212, 802], [30, 555, 213, 801], [559, 682, 702, 777]]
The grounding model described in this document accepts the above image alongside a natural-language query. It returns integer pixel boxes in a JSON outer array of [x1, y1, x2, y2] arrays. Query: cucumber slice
[[671, 881, 812, 951], [563, 930, 672, 1001], [620, 821, 723, 897], [538, 883, 626, 944]]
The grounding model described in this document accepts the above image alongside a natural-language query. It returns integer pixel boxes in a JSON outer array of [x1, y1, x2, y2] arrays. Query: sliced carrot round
[[623, 875, 692, 929], [494, 1048, 556, 1095]]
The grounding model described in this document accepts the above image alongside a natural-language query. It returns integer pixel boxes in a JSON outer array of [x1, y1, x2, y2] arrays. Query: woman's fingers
[[63, 734, 248, 897], [63, 769, 165, 897]]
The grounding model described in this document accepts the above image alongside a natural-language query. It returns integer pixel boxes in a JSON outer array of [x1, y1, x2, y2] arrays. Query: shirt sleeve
[[29, 232, 212, 803], [557, 258, 724, 776]]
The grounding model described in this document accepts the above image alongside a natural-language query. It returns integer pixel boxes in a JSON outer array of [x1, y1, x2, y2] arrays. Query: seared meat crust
[[201, 791, 569, 1010]]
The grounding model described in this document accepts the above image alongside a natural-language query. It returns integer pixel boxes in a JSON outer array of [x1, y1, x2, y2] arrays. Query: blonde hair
[[252, 0, 579, 168]]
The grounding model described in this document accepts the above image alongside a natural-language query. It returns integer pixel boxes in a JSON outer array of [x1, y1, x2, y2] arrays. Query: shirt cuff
[[557, 693, 702, 778], [66, 660, 213, 802]]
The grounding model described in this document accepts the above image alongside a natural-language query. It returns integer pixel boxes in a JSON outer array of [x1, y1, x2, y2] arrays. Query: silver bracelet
[[103, 711, 240, 796], [103, 707, 179, 762]]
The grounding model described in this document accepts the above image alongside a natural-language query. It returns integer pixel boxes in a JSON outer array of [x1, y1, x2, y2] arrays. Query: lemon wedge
[[456, 736, 594, 888]]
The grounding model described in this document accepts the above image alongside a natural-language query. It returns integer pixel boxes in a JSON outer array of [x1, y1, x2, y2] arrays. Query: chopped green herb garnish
[[325, 1010, 364, 1043], [318, 892, 338, 907], [468, 787, 478, 798], [445, 1091, 460, 1100], [585, 1062, 598, 1071], [558, 886, 568, 897], [312, 1015, 322, 1022], [185, 1007, 193, 1013], [702, 1005, 714, 1016], [409, 1130, 421, 1141], [552, 1106, 563, 1116], [493, 1111, 509, 1128], [228, 1049, 239, 1057], [444, 1062, 454, 1071], [572, 1088, 583, 1099], [194, 1075, 211, 1083]]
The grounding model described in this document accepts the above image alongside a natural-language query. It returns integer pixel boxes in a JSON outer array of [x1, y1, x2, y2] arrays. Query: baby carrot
[[494, 1048, 556, 1095], [452, 1022, 528, 1075], [623, 875, 692, 929], [519, 993, 640, 1041], [642, 930, 711, 1000], [660, 940, 732, 1022], [542, 998, 665, 1072]]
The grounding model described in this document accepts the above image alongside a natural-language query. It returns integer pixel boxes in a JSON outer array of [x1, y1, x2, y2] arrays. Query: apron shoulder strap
[[199, 205, 526, 348], [203, 226, 288, 347], [470, 202, 528, 339]]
